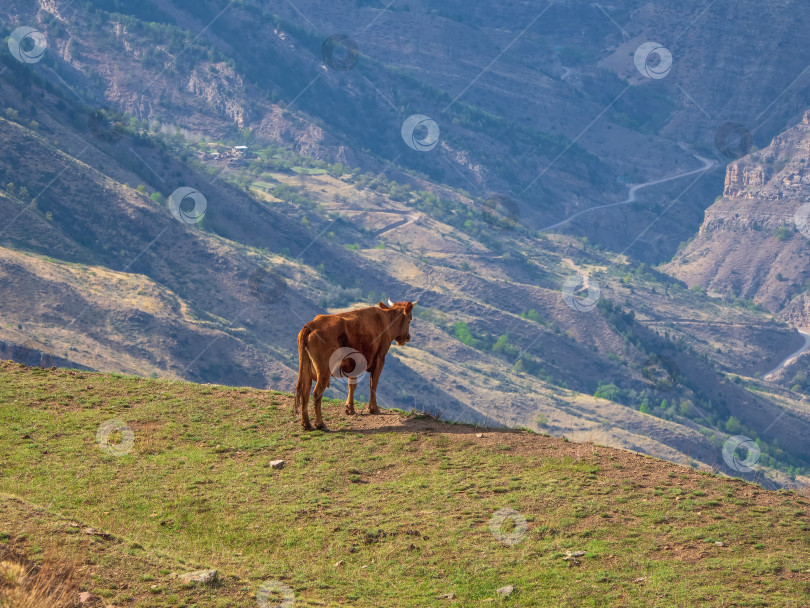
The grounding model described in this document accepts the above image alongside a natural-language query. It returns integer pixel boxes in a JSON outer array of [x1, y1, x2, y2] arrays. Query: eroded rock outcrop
[[665, 111, 810, 323]]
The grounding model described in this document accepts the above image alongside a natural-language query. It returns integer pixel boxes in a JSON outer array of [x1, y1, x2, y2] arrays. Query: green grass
[[0, 362, 808, 606], [249, 180, 278, 191], [291, 167, 327, 175]]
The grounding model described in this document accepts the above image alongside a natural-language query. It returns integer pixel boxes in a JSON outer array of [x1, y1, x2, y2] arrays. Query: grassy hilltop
[[0, 361, 809, 607]]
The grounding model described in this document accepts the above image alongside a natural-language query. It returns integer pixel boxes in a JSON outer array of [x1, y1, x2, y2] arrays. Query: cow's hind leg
[[312, 375, 330, 431], [296, 335, 314, 430], [345, 381, 357, 415], [295, 367, 314, 430], [299, 376, 313, 431]]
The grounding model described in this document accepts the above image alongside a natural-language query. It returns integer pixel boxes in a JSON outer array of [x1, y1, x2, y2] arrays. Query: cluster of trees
[[594, 299, 808, 475], [520, 309, 546, 325], [593, 378, 808, 476], [270, 184, 317, 209], [594, 381, 692, 417], [789, 370, 810, 394], [449, 321, 556, 384], [452, 321, 520, 356], [4, 182, 30, 202]]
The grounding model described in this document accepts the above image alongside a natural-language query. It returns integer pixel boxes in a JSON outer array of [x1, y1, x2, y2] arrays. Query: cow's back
[[303, 307, 390, 363]]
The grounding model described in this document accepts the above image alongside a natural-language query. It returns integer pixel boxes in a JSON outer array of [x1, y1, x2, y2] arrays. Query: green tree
[[493, 334, 518, 357], [725, 416, 743, 434], [453, 322, 478, 348], [594, 383, 622, 401]]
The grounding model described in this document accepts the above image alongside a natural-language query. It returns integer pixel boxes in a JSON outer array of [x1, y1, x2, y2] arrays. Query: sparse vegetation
[[0, 363, 808, 607], [775, 226, 793, 241], [1, 14, 810, 608]]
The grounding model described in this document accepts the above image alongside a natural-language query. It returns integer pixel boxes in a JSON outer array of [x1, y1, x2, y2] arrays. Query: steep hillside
[[666, 110, 810, 322], [2, 22, 810, 480], [4, 2, 810, 482], [1, 364, 809, 607], [8, 0, 810, 261]]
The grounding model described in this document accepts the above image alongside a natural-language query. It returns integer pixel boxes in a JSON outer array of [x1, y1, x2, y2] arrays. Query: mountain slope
[[1, 363, 809, 607], [2, 2, 810, 482], [10, 0, 810, 262], [665, 110, 810, 322]]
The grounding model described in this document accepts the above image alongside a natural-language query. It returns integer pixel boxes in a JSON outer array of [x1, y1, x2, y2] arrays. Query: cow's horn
[[412, 298, 419, 305], [387, 298, 394, 307]]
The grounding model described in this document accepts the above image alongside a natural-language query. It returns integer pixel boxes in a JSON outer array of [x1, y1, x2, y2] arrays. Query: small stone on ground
[[497, 585, 515, 597], [179, 569, 218, 585]]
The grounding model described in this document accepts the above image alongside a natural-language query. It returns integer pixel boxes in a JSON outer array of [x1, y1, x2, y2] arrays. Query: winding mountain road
[[539, 151, 717, 233], [373, 212, 420, 237], [764, 328, 810, 380]]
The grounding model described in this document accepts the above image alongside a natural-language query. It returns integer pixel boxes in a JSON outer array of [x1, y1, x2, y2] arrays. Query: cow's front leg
[[345, 381, 357, 415], [368, 358, 384, 414]]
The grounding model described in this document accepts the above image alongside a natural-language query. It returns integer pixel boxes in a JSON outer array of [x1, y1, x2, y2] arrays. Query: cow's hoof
[[301, 422, 313, 431], [345, 408, 356, 416], [314, 422, 329, 431], [368, 408, 380, 415]]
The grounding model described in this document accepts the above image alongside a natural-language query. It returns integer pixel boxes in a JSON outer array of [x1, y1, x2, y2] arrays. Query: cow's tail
[[294, 325, 313, 417]]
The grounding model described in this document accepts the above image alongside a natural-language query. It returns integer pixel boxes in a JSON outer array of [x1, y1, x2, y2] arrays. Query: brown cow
[[294, 300, 415, 430]]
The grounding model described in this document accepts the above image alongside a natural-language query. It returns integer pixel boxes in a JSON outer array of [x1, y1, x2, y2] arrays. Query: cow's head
[[379, 299, 416, 345]]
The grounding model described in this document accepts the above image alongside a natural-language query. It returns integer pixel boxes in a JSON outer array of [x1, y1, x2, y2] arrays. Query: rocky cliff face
[[665, 111, 810, 323]]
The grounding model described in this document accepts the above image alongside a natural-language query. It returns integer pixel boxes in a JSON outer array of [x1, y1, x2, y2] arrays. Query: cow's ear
[[378, 301, 390, 309], [405, 302, 414, 313]]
